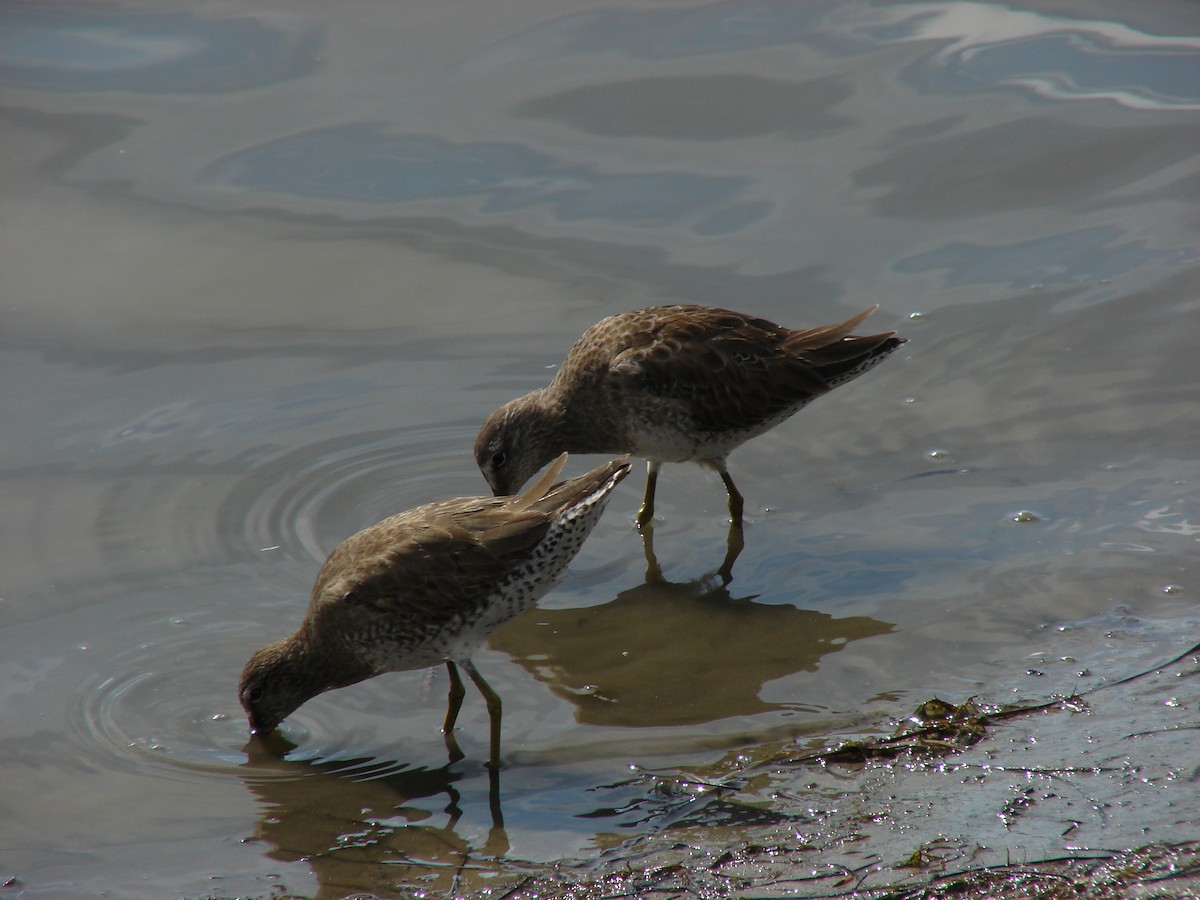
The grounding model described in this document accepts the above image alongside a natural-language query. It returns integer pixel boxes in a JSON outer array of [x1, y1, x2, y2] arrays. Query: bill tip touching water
[[238, 453, 630, 764], [475, 304, 906, 525]]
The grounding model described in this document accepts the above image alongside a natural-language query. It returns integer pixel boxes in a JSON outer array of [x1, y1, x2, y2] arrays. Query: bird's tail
[[785, 305, 906, 387], [529, 455, 631, 516]]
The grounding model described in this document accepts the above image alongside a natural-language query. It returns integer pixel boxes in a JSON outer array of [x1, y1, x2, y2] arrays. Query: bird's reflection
[[241, 735, 508, 897], [236, 520, 893, 894], [491, 543, 893, 729], [639, 516, 744, 585]]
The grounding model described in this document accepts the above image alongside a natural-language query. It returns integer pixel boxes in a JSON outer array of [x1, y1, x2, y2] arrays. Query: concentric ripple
[[72, 622, 264, 781], [71, 618, 433, 784], [67, 419, 490, 782], [219, 419, 484, 564]]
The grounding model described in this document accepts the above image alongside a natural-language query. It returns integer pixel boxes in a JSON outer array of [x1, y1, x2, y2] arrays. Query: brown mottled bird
[[238, 453, 629, 765], [475, 305, 904, 524]]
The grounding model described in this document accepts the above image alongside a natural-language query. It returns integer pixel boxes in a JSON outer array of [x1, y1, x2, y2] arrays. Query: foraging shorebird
[[475, 305, 904, 525], [238, 453, 630, 766]]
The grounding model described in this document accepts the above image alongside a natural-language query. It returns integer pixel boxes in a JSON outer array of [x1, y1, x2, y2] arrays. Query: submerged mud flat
[[213, 615, 1200, 899], [509, 842, 1200, 900], [509, 642, 1200, 900]]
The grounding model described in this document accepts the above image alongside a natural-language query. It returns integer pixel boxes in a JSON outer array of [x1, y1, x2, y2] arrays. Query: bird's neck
[[537, 384, 624, 454], [294, 624, 375, 694]]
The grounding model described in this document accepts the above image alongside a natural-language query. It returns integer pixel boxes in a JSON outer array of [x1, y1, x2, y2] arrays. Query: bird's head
[[238, 637, 320, 736], [474, 395, 557, 497]]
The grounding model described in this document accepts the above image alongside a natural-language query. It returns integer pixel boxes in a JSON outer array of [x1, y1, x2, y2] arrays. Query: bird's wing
[[307, 499, 553, 632], [606, 305, 834, 432]]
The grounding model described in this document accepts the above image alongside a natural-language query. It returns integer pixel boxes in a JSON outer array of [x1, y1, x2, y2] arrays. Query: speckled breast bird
[[474, 305, 904, 524], [238, 453, 629, 766]]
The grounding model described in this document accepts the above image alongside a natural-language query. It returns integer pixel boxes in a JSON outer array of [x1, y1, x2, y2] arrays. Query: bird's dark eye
[[491, 451, 506, 468], [247, 685, 264, 704]]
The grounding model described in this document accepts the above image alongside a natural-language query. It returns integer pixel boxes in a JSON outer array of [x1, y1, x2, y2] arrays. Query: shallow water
[[2, 1, 1199, 897]]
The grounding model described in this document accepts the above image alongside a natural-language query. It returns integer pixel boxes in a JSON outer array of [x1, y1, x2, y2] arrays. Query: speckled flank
[[359, 463, 624, 671], [423, 482, 613, 662]]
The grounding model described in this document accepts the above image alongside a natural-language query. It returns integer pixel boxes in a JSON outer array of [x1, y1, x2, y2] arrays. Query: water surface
[[3, 1, 1198, 896]]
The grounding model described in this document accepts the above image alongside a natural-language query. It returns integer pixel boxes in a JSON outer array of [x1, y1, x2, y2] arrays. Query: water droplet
[[1007, 510, 1042, 524], [903, 396, 917, 404], [1161, 584, 1183, 594], [907, 311, 926, 320], [925, 448, 949, 460]]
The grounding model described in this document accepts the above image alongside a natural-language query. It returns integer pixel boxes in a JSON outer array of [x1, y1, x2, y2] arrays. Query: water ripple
[[217, 422, 480, 565], [65, 420, 487, 780], [71, 617, 438, 784], [73, 624, 256, 781]]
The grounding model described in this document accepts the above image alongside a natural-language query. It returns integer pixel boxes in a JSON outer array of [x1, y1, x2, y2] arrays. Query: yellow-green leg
[[717, 464, 744, 523], [636, 460, 661, 526], [718, 518, 745, 584], [464, 660, 503, 770], [442, 661, 467, 762]]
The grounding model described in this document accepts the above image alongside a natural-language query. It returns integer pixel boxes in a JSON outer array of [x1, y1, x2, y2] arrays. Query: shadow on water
[[241, 734, 511, 897], [641, 516, 745, 586], [234, 530, 894, 896], [492, 552, 894, 729]]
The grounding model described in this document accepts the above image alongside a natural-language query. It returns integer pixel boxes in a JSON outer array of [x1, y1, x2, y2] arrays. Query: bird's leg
[[716, 462, 745, 582], [463, 660, 503, 770], [442, 661, 467, 763], [443, 661, 467, 731], [486, 768, 506, 833], [717, 464, 745, 524], [639, 520, 665, 584], [636, 460, 661, 526], [718, 518, 745, 585]]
